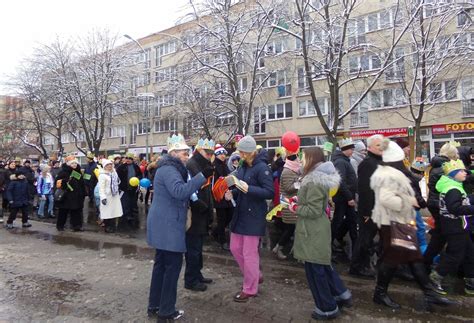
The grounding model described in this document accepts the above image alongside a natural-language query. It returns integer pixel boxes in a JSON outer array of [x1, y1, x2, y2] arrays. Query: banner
[[350, 127, 408, 139], [432, 122, 474, 135]]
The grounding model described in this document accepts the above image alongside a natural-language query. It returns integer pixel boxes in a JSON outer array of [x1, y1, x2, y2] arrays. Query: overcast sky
[[0, 0, 191, 94]]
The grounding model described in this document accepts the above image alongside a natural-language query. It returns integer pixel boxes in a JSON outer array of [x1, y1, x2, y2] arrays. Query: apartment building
[[59, 0, 474, 160]]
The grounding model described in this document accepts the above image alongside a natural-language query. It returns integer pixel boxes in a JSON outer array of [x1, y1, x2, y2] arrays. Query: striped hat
[[214, 144, 227, 156]]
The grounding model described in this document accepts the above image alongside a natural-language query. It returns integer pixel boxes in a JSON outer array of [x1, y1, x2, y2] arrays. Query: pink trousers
[[230, 233, 261, 295]]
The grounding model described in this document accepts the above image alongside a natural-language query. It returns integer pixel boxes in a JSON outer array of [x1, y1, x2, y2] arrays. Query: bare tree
[[270, 0, 423, 148], [387, 0, 473, 155]]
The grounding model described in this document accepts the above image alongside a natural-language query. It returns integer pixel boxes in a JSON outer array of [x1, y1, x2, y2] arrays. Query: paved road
[[0, 221, 473, 322]]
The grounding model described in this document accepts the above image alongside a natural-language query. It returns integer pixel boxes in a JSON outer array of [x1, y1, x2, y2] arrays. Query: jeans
[[148, 249, 183, 317], [184, 233, 204, 287], [304, 262, 351, 315], [230, 233, 261, 295], [38, 194, 54, 217], [415, 210, 427, 254]]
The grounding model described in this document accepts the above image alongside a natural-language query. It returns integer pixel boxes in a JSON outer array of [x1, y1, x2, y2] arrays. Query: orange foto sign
[[432, 122, 474, 135]]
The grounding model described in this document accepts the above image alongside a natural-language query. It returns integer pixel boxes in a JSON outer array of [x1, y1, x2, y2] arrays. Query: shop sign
[[350, 127, 408, 139], [432, 122, 474, 135]]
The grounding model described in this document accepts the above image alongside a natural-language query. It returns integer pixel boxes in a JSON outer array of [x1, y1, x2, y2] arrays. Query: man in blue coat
[[146, 134, 214, 321]]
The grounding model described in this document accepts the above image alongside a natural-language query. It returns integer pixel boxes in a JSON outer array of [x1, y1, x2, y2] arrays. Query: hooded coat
[[146, 155, 206, 253], [293, 162, 341, 265], [458, 146, 474, 194], [98, 168, 123, 220], [427, 155, 450, 210], [186, 152, 214, 235], [229, 149, 274, 236], [6, 174, 30, 208], [55, 164, 86, 210], [331, 150, 357, 202]]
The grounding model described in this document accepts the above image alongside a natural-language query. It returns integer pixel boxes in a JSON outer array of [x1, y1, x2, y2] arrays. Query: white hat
[[167, 134, 190, 152], [338, 138, 355, 151], [382, 140, 405, 163], [102, 159, 113, 168]]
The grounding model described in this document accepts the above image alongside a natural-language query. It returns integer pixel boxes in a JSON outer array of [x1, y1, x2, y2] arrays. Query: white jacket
[[98, 170, 123, 220], [370, 165, 415, 228]]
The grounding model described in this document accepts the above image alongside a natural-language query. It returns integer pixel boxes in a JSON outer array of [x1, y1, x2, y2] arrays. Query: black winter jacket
[[55, 164, 86, 210], [186, 152, 214, 235], [6, 175, 30, 208], [213, 157, 232, 209], [427, 155, 450, 211], [357, 152, 383, 218], [332, 150, 357, 202], [116, 163, 142, 192], [440, 189, 474, 235]]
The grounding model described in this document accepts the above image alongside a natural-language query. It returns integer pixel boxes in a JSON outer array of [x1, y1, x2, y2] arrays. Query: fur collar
[[371, 165, 414, 195], [302, 162, 341, 189], [158, 154, 188, 181]]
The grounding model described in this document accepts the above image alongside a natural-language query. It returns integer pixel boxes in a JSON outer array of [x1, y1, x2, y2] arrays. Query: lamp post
[[124, 34, 153, 162]]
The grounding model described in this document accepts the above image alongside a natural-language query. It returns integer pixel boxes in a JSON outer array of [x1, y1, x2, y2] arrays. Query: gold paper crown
[[448, 140, 461, 148], [442, 159, 465, 175]]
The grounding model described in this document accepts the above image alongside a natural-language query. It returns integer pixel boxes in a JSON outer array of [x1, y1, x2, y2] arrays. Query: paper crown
[[411, 157, 426, 172], [167, 134, 190, 152], [338, 137, 354, 149], [442, 159, 466, 175], [196, 138, 216, 151], [86, 151, 95, 159], [448, 140, 461, 147]]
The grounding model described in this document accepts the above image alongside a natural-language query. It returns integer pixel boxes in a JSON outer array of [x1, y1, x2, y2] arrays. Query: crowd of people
[[0, 132, 473, 322]]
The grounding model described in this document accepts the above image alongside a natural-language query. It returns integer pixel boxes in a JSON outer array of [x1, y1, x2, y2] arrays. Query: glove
[[201, 166, 214, 178], [289, 196, 298, 204], [289, 201, 298, 213], [101, 199, 107, 206]]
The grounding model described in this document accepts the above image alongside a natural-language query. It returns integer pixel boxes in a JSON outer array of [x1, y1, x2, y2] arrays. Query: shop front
[[429, 122, 474, 157], [350, 127, 408, 140]]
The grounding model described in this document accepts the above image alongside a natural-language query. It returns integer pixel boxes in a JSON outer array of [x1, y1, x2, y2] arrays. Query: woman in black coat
[[55, 157, 86, 231]]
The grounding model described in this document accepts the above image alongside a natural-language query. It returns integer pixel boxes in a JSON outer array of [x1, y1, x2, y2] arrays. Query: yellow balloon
[[329, 187, 338, 198], [129, 177, 140, 187], [93, 168, 100, 179]]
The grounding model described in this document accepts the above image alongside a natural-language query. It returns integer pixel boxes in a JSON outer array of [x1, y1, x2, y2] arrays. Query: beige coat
[[98, 170, 123, 220], [370, 165, 416, 228]]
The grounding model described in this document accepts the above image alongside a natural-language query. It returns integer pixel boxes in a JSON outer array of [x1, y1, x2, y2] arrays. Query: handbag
[[390, 221, 418, 251], [54, 188, 67, 202]]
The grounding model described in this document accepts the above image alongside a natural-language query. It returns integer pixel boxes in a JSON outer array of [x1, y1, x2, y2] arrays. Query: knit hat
[[214, 144, 227, 156], [338, 138, 355, 151], [442, 159, 466, 177], [65, 155, 78, 166], [102, 159, 113, 168], [237, 135, 257, 153], [395, 138, 409, 149], [354, 141, 366, 153], [381, 139, 405, 163]]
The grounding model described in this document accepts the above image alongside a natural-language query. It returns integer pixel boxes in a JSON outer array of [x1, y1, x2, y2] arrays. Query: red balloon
[[282, 131, 300, 153], [139, 165, 146, 174]]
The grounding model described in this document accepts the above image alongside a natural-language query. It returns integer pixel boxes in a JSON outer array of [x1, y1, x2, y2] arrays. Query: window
[[43, 135, 54, 146], [350, 94, 369, 128], [61, 133, 70, 144], [266, 102, 293, 120], [216, 113, 236, 126], [137, 122, 151, 135], [348, 19, 366, 46], [135, 48, 151, 69], [155, 41, 177, 67], [349, 54, 381, 74], [137, 98, 152, 118], [267, 37, 288, 55], [238, 77, 248, 92], [385, 48, 405, 81], [254, 107, 266, 134], [300, 137, 317, 147], [154, 119, 177, 133], [429, 80, 458, 102], [155, 66, 177, 82], [156, 93, 176, 108], [109, 126, 126, 138], [299, 100, 315, 117], [458, 10, 472, 27]]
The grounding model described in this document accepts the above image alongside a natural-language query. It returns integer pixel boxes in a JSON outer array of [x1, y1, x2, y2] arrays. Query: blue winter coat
[[229, 150, 274, 236], [6, 175, 30, 208], [146, 155, 207, 253]]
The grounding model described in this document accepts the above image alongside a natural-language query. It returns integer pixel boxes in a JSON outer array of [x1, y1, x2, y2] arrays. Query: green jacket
[[294, 162, 341, 265]]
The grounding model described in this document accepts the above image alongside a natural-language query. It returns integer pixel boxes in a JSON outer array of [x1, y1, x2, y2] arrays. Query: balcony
[[350, 113, 369, 128], [462, 99, 474, 117]]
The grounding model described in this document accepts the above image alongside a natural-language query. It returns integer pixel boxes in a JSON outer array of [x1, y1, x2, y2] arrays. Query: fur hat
[[214, 144, 227, 156], [338, 138, 355, 151], [381, 139, 405, 163], [237, 135, 257, 153]]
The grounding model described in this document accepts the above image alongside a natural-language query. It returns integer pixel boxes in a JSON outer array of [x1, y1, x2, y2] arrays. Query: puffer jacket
[[6, 174, 30, 208], [370, 165, 416, 228], [279, 164, 301, 224], [331, 150, 357, 202], [229, 150, 274, 236], [427, 155, 450, 210]]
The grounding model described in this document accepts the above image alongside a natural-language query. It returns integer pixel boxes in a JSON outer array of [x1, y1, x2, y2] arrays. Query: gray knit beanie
[[237, 135, 257, 153]]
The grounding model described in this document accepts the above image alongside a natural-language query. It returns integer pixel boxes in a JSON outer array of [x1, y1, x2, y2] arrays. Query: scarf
[[110, 171, 120, 196], [284, 158, 301, 174]]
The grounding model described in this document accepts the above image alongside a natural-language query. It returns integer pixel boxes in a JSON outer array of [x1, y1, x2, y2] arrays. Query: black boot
[[409, 262, 455, 306], [373, 263, 401, 309]]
